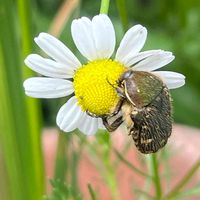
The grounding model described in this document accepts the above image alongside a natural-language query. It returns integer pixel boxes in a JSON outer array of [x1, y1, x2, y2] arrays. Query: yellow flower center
[[73, 59, 126, 116]]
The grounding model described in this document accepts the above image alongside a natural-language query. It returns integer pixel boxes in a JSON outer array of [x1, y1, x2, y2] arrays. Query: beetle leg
[[102, 116, 123, 132], [109, 98, 124, 117], [86, 111, 99, 118]]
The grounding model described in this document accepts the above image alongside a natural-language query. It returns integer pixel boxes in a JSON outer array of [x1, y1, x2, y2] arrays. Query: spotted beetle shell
[[129, 85, 172, 154], [121, 70, 172, 154]]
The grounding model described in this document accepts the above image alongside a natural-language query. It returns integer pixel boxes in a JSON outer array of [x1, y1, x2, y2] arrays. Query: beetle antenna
[[106, 77, 118, 89], [106, 77, 126, 98]]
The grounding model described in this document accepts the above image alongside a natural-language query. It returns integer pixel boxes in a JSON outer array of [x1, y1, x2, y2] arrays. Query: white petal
[[25, 54, 75, 78], [92, 14, 115, 59], [98, 118, 106, 129], [133, 51, 175, 71], [115, 25, 147, 63], [34, 32, 81, 68], [118, 50, 163, 67], [23, 77, 74, 98], [78, 113, 98, 135], [71, 17, 97, 61], [56, 97, 84, 132], [153, 71, 185, 89]]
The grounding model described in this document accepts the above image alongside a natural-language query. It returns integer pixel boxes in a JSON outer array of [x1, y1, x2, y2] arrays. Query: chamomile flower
[[23, 14, 185, 135]]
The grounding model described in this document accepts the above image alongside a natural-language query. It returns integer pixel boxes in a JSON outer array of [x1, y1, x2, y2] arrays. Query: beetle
[[102, 70, 172, 154]]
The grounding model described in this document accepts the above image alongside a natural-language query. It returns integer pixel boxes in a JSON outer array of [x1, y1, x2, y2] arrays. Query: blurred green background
[[0, 0, 200, 200]]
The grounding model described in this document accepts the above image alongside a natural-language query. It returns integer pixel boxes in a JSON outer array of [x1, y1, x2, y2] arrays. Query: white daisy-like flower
[[23, 14, 185, 135]]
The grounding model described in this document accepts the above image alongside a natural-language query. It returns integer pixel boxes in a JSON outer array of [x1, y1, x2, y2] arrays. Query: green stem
[[139, 155, 155, 200], [134, 189, 154, 199], [90, 131, 119, 200], [54, 133, 68, 182], [104, 157, 119, 200], [164, 159, 200, 200], [115, 0, 128, 32], [114, 148, 151, 178], [161, 148, 171, 193], [88, 184, 98, 200], [150, 154, 162, 200], [100, 0, 110, 14]]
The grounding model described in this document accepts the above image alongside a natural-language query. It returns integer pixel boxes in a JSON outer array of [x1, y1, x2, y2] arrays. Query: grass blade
[[0, 0, 44, 199]]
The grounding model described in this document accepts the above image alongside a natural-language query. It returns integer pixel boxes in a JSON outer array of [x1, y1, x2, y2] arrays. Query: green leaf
[[0, 0, 44, 199]]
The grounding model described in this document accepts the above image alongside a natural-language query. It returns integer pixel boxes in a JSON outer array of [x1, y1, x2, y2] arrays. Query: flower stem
[[104, 156, 120, 200], [164, 158, 200, 200], [54, 133, 68, 182], [150, 154, 162, 200], [115, 0, 129, 32], [100, 0, 110, 14], [114, 148, 151, 178]]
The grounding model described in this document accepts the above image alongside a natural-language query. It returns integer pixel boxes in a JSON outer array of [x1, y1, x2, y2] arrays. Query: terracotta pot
[[43, 124, 200, 199]]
